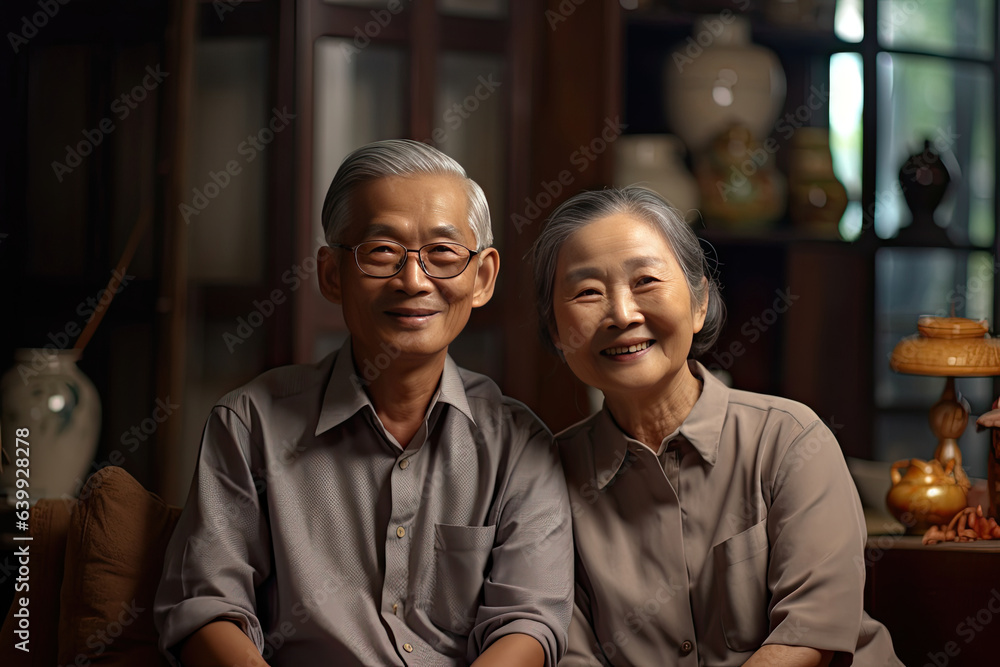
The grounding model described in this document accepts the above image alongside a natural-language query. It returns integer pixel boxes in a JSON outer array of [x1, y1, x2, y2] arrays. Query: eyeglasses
[[332, 240, 479, 279]]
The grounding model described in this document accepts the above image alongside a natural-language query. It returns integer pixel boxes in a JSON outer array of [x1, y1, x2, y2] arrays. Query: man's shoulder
[[455, 364, 551, 439], [214, 352, 335, 420]]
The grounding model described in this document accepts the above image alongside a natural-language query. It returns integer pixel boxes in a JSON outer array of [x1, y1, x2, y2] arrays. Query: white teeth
[[604, 340, 652, 356]]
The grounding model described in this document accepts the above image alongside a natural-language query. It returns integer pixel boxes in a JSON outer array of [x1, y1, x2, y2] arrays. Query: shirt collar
[[315, 336, 477, 436], [591, 360, 729, 489]]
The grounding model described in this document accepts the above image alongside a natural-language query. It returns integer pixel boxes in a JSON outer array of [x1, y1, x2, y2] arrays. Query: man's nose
[[393, 251, 433, 293]]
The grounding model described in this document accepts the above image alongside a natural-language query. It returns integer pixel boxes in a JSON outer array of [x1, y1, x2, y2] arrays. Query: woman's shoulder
[[723, 385, 823, 432]]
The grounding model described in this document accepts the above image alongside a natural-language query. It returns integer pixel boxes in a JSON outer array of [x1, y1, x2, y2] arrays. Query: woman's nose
[[607, 289, 643, 329]]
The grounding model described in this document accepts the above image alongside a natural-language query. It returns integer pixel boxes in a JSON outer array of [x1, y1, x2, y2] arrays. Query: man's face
[[318, 173, 499, 369]]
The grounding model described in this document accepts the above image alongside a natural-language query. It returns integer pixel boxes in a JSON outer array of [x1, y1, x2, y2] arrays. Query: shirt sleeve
[[763, 419, 869, 656], [469, 415, 574, 666], [154, 405, 273, 664]]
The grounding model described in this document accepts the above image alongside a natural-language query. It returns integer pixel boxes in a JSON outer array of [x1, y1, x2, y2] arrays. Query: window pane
[[186, 39, 269, 284], [438, 0, 507, 18], [874, 247, 994, 409], [829, 52, 863, 239], [874, 53, 994, 244], [878, 0, 993, 58], [312, 38, 406, 244], [434, 52, 507, 253], [835, 0, 864, 42]]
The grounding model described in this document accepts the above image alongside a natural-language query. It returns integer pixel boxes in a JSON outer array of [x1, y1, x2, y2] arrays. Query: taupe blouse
[[558, 361, 901, 666]]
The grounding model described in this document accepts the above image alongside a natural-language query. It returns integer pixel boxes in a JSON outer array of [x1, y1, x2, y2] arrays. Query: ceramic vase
[[0, 348, 101, 500], [613, 134, 700, 222], [886, 458, 969, 534], [665, 14, 786, 154], [693, 123, 786, 230], [787, 127, 848, 235]]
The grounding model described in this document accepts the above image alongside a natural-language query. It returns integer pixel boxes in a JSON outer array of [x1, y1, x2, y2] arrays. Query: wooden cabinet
[[865, 537, 1000, 666]]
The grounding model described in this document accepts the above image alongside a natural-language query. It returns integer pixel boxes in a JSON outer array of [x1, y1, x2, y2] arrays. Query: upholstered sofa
[[0, 466, 181, 667]]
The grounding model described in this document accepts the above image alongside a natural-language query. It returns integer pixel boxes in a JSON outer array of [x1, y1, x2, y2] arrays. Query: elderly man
[[154, 140, 572, 666]]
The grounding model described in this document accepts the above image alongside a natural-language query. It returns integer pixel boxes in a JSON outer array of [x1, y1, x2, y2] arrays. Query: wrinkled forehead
[[345, 173, 474, 241], [561, 212, 681, 264]]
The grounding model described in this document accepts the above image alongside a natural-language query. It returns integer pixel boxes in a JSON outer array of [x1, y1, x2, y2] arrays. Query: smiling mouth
[[386, 308, 439, 318], [601, 340, 654, 356]]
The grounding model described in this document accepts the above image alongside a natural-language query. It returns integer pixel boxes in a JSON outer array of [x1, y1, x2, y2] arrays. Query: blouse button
[[403, 643, 414, 653], [399, 459, 409, 470], [396, 526, 406, 538], [680, 640, 694, 655]]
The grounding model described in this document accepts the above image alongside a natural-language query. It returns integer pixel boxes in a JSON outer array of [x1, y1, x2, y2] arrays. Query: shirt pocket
[[426, 523, 497, 634], [712, 518, 770, 652]]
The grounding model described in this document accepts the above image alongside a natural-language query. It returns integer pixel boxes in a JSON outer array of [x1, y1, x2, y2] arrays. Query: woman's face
[[551, 213, 707, 398]]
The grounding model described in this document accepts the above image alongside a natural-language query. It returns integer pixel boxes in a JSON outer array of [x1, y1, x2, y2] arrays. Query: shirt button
[[396, 526, 406, 538], [680, 640, 694, 655], [399, 459, 409, 470], [403, 643, 414, 653], [392, 603, 398, 615]]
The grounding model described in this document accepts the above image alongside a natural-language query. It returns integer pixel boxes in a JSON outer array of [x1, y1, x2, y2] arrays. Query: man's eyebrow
[[426, 223, 466, 241], [360, 223, 466, 242]]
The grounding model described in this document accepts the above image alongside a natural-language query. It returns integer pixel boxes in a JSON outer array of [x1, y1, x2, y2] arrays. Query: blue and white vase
[[1, 348, 101, 501]]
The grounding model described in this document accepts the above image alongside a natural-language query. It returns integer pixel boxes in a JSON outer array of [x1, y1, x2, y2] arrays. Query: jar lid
[[891, 317, 1000, 376]]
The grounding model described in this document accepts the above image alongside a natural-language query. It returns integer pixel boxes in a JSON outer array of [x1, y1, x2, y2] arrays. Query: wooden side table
[[864, 536, 1000, 667]]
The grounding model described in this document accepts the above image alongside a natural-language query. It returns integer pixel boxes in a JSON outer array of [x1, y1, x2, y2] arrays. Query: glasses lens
[[421, 243, 471, 278], [355, 241, 405, 276]]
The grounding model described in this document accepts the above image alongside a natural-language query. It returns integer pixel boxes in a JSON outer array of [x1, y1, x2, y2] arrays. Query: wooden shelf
[[625, 9, 856, 56]]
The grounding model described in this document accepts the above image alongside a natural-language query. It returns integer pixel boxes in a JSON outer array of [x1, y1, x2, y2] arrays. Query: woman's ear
[[693, 276, 709, 334], [471, 247, 500, 308], [317, 246, 342, 305], [550, 324, 563, 351]]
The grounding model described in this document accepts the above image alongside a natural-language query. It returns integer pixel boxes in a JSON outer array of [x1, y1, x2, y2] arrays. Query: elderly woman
[[532, 187, 900, 667]]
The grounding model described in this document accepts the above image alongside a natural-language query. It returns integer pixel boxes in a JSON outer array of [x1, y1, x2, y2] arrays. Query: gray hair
[[531, 186, 724, 358], [321, 139, 493, 250]]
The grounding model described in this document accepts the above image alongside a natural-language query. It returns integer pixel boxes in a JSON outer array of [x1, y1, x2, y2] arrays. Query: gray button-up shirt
[[559, 361, 901, 667], [155, 339, 573, 666]]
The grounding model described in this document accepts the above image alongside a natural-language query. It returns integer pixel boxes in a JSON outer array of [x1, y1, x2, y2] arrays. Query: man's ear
[[471, 247, 500, 309], [317, 246, 342, 305]]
